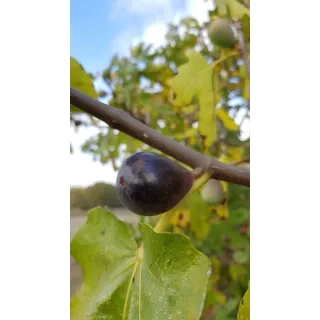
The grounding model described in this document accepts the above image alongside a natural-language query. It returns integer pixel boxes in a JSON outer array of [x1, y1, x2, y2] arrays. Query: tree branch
[[70, 88, 250, 186]]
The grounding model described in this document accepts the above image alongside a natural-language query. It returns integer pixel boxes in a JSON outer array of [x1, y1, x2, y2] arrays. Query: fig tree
[[208, 19, 235, 49], [200, 179, 225, 205], [116, 152, 194, 216]]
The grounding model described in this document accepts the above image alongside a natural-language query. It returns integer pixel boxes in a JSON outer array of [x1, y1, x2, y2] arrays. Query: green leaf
[[241, 15, 250, 41], [226, 0, 250, 19], [237, 283, 250, 320], [215, 0, 227, 16], [186, 192, 211, 240], [239, 64, 250, 100], [228, 208, 249, 224], [71, 207, 211, 320], [172, 50, 216, 147], [70, 207, 137, 320], [70, 57, 98, 113], [216, 298, 239, 319], [173, 128, 197, 141], [233, 251, 249, 264]]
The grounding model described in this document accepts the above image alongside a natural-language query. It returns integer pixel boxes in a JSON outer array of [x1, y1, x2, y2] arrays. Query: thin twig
[[70, 88, 250, 186], [71, 118, 107, 130], [232, 157, 250, 166], [234, 19, 250, 77]]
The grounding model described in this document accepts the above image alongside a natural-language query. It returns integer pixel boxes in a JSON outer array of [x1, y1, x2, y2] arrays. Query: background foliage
[[70, 1, 250, 319], [70, 182, 122, 210]]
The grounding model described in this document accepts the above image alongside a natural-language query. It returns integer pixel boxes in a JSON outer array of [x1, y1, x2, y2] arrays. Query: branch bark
[[70, 88, 250, 187]]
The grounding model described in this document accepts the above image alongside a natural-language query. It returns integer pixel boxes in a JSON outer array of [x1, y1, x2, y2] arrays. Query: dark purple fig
[[116, 152, 194, 216]]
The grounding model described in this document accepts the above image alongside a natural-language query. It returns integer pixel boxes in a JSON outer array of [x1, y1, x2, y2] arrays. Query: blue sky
[[70, 0, 233, 188], [71, 0, 138, 73], [70, 0, 193, 75], [71, 0, 115, 73]]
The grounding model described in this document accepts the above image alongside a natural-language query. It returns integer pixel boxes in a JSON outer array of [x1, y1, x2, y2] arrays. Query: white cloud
[[110, 0, 176, 54], [111, 27, 140, 57], [132, 22, 168, 49], [141, 23, 168, 47], [108, 0, 175, 23], [184, 0, 213, 24], [110, 0, 214, 56], [130, 0, 213, 52]]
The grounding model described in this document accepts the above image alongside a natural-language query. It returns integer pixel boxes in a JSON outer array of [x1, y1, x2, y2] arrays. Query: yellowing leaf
[[173, 226, 183, 234], [216, 203, 229, 219], [211, 201, 229, 219], [172, 50, 216, 147], [226, 0, 250, 18], [167, 88, 176, 104], [221, 181, 228, 193], [214, 291, 227, 305], [70, 57, 98, 112], [239, 64, 250, 100], [219, 154, 231, 164], [188, 135, 197, 146], [227, 146, 244, 161], [212, 72, 220, 129], [172, 50, 210, 105], [170, 210, 191, 228], [244, 78, 250, 100], [165, 77, 173, 87], [183, 105, 198, 114], [216, 108, 239, 131], [237, 283, 250, 320]]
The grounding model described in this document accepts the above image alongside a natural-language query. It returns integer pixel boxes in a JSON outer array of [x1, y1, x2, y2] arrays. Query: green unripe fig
[[201, 179, 225, 205], [208, 19, 235, 49]]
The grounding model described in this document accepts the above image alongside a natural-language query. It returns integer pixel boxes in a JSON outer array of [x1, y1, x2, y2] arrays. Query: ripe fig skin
[[208, 19, 235, 49], [201, 179, 225, 205], [116, 152, 194, 216]]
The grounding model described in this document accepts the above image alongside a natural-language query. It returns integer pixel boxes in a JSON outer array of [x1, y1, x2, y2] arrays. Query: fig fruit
[[208, 19, 235, 49], [116, 152, 194, 216], [200, 179, 225, 205]]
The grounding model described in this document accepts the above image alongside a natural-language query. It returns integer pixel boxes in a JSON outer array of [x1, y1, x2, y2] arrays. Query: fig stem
[[192, 167, 205, 179], [154, 171, 211, 233], [212, 51, 239, 69]]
